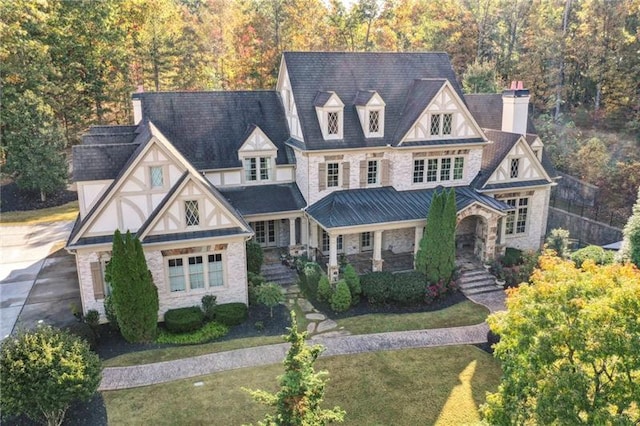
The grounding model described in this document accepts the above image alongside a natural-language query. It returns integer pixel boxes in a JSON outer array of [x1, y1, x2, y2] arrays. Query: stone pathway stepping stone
[[305, 313, 326, 321], [297, 298, 314, 313], [306, 322, 316, 333], [316, 319, 338, 333]]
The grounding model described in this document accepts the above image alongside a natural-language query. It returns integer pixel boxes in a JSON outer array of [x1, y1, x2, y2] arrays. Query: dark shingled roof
[[72, 143, 139, 181], [481, 179, 552, 191], [394, 79, 446, 143], [353, 90, 376, 105], [283, 51, 465, 150], [306, 186, 512, 229], [82, 125, 139, 145], [143, 228, 249, 245], [220, 183, 306, 216], [464, 93, 536, 134], [135, 91, 291, 170]]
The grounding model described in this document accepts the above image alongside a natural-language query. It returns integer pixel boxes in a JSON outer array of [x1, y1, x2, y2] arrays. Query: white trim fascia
[[141, 232, 253, 249], [243, 211, 304, 222], [477, 182, 554, 194], [456, 201, 507, 218]]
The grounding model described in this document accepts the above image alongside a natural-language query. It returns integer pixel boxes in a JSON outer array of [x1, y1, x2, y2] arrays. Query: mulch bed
[[0, 181, 77, 212]]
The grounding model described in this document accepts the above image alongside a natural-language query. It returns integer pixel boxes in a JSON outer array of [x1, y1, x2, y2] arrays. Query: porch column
[[301, 217, 308, 246], [413, 225, 424, 266], [289, 218, 296, 246], [309, 223, 318, 261], [485, 217, 499, 261], [372, 230, 383, 272], [328, 234, 339, 282]]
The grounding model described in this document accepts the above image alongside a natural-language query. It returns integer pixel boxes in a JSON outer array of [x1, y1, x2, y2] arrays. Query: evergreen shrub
[[331, 280, 352, 312], [317, 275, 333, 302], [571, 245, 614, 268], [342, 264, 361, 305], [502, 248, 523, 267], [303, 262, 322, 296], [201, 295, 217, 322], [215, 303, 248, 326], [103, 294, 118, 329], [156, 322, 228, 345], [389, 271, 426, 306], [246, 241, 264, 274], [361, 271, 393, 305], [164, 307, 204, 333]]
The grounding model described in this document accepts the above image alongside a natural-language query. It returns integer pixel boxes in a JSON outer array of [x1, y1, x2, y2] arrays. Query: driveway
[[0, 221, 79, 339]]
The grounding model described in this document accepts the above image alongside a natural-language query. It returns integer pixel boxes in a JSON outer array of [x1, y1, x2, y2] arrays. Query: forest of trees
[[1, 0, 639, 204]]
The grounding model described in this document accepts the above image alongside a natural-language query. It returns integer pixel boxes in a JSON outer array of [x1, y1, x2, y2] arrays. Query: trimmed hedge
[[156, 321, 229, 345], [361, 271, 393, 305], [164, 307, 204, 333], [502, 247, 523, 267], [215, 303, 248, 326], [331, 280, 352, 312], [389, 271, 427, 306], [571, 245, 614, 268]]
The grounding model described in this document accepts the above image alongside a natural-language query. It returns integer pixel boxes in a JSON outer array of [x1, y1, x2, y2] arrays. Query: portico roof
[[306, 186, 513, 229]]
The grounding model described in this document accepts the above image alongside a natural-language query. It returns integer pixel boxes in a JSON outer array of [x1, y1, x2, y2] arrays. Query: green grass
[[336, 300, 489, 335], [0, 201, 78, 225], [103, 345, 500, 425]]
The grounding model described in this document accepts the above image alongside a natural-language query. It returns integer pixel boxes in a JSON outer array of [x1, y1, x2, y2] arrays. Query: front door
[[253, 220, 277, 247]]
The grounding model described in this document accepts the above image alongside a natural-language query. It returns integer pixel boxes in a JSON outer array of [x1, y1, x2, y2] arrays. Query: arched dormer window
[[355, 90, 385, 138], [314, 91, 344, 140]]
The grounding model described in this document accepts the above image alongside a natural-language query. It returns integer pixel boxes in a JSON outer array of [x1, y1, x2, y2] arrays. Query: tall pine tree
[[105, 230, 159, 343], [415, 187, 457, 285]]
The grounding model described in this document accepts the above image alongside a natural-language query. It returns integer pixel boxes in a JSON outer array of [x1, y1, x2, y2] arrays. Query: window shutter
[[342, 162, 350, 189], [359, 160, 367, 188], [90, 262, 105, 300], [381, 159, 390, 186], [318, 163, 326, 191]]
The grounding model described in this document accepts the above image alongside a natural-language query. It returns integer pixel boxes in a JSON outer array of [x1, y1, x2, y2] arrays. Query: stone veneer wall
[[500, 187, 551, 251], [75, 239, 248, 323], [382, 228, 415, 253], [547, 207, 623, 246]]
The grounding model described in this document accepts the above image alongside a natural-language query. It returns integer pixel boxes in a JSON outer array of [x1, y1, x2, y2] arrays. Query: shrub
[[103, 294, 118, 329], [342, 264, 361, 305], [201, 295, 217, 322], [303, 262, 322, 296], [256, 283, 285, 317], [571, 245, 614, 268], [502, 248, 523, 267], [518, 250, 540, 284], [156, 322, 228, 345], [389, 271, 426, 306], [248, 272, 266, 305], [546, 228, 571, 258], [164, 307, 204, 333], [0, 325, 102, 426], [84, 309, 100, 338], [246, 241, 264, 275], [361, 271, 393, 305], [215, 303, 248, 326], [331, 280, 352, 312], [425, 280, 449, 304], [317, 275, 333, 302]]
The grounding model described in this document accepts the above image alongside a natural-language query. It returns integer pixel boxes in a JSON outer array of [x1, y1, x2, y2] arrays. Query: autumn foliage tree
[[482, 254, 640, 425], [244, 312, 345, 425]]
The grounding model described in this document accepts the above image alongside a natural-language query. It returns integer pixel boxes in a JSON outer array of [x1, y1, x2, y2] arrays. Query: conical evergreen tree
[[618, 186, 640, 268]]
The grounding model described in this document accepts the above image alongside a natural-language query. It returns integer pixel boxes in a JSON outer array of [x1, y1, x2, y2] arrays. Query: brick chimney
[[132, 85, 144, 125], [501, 81, 530, 135]]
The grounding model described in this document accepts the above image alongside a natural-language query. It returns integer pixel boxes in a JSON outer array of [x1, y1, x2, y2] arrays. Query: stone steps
[[458, 267, 504, 297], [261, 263, 298, 286]]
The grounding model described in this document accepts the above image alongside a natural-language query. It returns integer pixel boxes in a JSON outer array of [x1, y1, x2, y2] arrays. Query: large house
[[66, 52, 557, 319]]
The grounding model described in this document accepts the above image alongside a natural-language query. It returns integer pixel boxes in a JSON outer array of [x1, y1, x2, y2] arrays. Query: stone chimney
[[132, 85, 144, 125], [501, 81, 530, 135]]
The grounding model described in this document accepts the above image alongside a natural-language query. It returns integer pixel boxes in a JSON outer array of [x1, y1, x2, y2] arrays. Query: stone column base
[[372, 258, 384, 272], [327, 264, 340, 283]]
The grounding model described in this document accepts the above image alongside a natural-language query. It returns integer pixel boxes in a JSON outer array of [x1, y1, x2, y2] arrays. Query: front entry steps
[[458, 268, 504, 296], [261, 262, 298, 287]]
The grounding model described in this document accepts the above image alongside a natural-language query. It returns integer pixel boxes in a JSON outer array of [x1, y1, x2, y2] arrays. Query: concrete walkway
[[0, 221, 76, 339], [98, 322, 490, 391]]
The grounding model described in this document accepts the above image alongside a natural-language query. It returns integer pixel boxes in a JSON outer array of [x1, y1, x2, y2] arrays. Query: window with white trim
[[413, 157, 465, 184], [505, 197, 528, 235], [327, 162, 340, 188], [510, 158, 520, 178], [184, 200, 200, 227], [430, 113, 453, 137], [327, 112, 339, 135], [150, 166, 164, 188], [167, 252, 224, 292], [244, 157, 271, 182], [368, 110, 380, 133], [367, 160, 379, 185], [361, 232, 372, 251]]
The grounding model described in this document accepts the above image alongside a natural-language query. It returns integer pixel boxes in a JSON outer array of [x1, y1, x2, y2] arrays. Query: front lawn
[[336, 300, 489, 334], [0, 200, 78, 225], [103, 345, 501, 425]]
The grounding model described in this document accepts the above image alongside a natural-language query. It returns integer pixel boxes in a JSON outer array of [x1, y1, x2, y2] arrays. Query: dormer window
[[244, 157, 271, 182], [315, 91, 344, 140], [238, 126, 277, 184], [355, 90, 385, 138]]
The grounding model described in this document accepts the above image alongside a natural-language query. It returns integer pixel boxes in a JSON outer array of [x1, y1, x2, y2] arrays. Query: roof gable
[[484, 135, 551, 187], [238, 126, 278, 154], [398, 80, 485, 145]]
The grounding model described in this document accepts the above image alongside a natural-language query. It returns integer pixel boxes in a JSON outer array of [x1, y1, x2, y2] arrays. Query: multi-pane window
[[414, 156, 465, 184], [244, 157, 270, 181], [367, 160, 378, 184], [327, 162, 340, 187], [167, 252, 225, 292], [327, 112, 339, 135], [253, 220, 276, 246], [150, 166, 164, 188], [453, 157, 464, 180], [368, 110, 380, 133], [184, 200, 200, 227], [442, 113, 453, 135], [427, 159, 438, 182], [505, 197, 529, 235], [361, 232, 372, 251], [188, 256, 205, 289], [510, 158, 520, 178], [440, 158, 451, 181], [413, 159, 425, 183], [430, 114, 441, 136]]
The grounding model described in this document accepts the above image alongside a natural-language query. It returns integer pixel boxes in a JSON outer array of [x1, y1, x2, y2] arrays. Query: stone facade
[[382, 228, 415, 253]]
